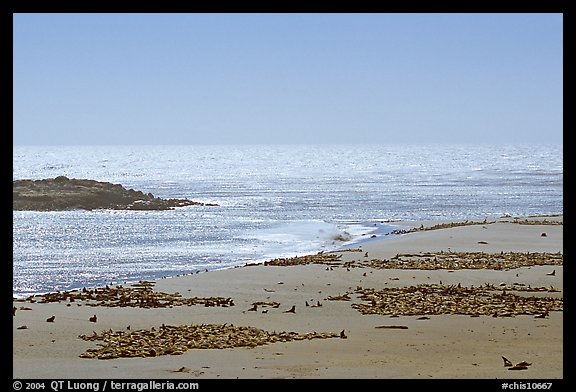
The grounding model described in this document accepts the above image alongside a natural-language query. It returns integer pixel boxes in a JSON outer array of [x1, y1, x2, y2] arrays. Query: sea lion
[[283, 305, 296, 313], [502, 356, 513, 367]]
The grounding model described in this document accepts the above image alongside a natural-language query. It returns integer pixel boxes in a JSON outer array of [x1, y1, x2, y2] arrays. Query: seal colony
[[345, 284, 563, 318], [13, 215, 563, 378], [79, 323, 343, 359], [14, 280, 235, 308], [13, 176, 218, 211], [262, 250, 563, 271], [387, 217, 562, 235]]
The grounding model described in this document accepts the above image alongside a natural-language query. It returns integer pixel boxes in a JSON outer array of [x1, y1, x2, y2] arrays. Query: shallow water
[[13, 144, 562, 296]]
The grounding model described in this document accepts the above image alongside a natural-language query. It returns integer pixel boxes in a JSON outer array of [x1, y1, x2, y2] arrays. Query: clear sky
[[13, 13, 563, 145]]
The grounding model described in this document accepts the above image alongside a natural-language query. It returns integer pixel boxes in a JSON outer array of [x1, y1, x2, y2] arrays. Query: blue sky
[[13, 13, 563, 145]]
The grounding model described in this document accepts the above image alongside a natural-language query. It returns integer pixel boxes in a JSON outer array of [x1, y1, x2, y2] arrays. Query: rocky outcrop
[[13, 176, 218, 211]]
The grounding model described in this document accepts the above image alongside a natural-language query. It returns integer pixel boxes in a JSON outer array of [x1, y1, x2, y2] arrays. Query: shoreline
[[13, 214, 562, 299], [13, 215, 563, 379], [13, 218, 404, 299]]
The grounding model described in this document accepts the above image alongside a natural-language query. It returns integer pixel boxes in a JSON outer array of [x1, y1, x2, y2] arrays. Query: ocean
[[12, 144, 563, 297]]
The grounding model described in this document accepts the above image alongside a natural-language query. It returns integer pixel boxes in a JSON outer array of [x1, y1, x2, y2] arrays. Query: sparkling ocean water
[[12, 144, 563, 297]]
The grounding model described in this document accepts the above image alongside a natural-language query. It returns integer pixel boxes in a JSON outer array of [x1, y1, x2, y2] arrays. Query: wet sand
[[13, 216, 563, 379]]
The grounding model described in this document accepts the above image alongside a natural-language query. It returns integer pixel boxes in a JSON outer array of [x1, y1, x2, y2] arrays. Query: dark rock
[[13, 176, 218, 211]]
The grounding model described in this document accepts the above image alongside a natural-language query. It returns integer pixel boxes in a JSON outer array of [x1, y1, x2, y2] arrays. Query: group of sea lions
[[366, 251, 563, 271], [345, 284, 563, 318], [14, 280, 235, 309], [263, 252, 343, 267], [388, 218, 562, 236], [261, 250, 563, 271], [14, 218, 562, 372], [78, 323, 344, 360]]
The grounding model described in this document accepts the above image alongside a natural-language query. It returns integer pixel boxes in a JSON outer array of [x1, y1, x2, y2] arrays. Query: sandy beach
[[13, 216, 563, 380]]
